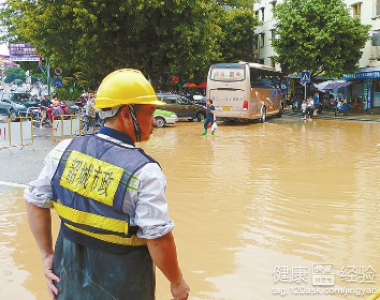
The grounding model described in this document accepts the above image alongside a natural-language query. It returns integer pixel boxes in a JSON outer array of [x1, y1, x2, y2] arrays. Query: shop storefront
[[343, 68, 380, 109]]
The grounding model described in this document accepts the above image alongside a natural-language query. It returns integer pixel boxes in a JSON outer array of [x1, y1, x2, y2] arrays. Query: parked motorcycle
[[335, 101, 351, 116], [316, 102, 324, 114], [71, 100, 87, 115]]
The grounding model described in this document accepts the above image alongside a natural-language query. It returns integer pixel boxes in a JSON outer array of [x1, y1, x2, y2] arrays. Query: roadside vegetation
[[0, 0, 257, 91], [272, 0, 370, 79]]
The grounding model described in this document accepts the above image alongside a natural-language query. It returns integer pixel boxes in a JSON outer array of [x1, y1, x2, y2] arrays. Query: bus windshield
[[209, 63, 246, 81]]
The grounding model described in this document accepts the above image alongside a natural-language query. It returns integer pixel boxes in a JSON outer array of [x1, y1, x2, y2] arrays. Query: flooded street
[[1, 117, 380, 300]]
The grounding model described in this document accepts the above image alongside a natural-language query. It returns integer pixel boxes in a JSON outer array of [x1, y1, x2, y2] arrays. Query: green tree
[[55, 72, 89, 101], [218, 8, 257, 63], [1, 0, 257, 90], [272, 0, 370, 78], [4, 67, 26, 84], [4, 0, 224, 90]]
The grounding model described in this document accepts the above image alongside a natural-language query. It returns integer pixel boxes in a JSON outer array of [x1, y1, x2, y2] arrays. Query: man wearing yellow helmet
[[24, 69, 190, 300]]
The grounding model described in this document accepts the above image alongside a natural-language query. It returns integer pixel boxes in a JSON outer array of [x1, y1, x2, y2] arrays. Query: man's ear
[[120, 106, 132, 123]]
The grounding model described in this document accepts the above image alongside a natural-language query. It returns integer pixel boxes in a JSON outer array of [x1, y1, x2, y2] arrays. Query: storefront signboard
[[355, 71, 380, 79]]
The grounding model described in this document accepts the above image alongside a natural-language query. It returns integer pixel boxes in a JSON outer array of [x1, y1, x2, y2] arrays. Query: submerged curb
[[283, 109, 380, 123]]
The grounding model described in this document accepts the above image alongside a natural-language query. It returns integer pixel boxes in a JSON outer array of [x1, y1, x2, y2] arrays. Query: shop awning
[[313, 80, 352, 91]]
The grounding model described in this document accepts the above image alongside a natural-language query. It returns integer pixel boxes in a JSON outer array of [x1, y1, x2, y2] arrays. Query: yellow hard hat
[[95, 69, 164, 109]]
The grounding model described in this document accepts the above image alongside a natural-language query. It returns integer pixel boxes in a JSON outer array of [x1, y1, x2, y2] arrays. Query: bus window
[[209, 63, 246, 81], [250, 70, 263, 87], [250, 69, 273, 87]]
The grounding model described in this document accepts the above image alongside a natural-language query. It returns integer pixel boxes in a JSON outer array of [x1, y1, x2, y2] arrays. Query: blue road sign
[[54, 78, 63, 88], [301, 71, 311, 84]]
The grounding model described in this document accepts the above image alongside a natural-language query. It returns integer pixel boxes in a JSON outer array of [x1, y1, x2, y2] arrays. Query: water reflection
[[145, 120, 380, 300], [0, 118, 379, 300]]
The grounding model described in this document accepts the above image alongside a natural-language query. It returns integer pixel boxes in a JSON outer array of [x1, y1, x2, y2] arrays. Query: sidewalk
[[283, 107, 380, 122]]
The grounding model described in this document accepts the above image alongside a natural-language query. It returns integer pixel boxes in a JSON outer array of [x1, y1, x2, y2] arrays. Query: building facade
[[253, 0, 380, 109]]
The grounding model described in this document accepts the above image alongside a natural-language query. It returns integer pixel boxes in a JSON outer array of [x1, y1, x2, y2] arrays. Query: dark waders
[[53, 233, 155, 300]]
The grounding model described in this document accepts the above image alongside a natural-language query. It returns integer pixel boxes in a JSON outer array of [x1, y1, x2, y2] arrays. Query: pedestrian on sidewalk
[[329, 94, 335, 111], [301, 99, 307, 120], [201, 98, 216, 135], [24, 69, 190, 300], [306, 96, 314, 121], [313, 92, 319, 107]]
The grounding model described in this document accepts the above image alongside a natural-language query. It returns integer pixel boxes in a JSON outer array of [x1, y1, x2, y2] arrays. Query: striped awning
[[313, 80, 352, 91]]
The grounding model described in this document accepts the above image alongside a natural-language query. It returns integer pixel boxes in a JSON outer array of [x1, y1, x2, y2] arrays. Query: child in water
[[301, 99, 307, 120]]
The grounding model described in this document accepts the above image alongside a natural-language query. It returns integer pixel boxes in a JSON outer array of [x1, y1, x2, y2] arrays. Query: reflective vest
[[52, 134, 159, 255]]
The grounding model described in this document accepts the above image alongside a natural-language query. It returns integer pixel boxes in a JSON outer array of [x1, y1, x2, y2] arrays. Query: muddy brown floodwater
[[1, 118, 380, 300]]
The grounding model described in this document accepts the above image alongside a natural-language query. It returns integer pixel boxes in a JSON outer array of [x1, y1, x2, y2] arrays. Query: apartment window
[[352, 3, 361, 19], [260, 32, 265, 48], [269, 28, 276, 43], [270, 0, 277, 18], [377, 0, 380, 15], [261, 7, 265, 22]]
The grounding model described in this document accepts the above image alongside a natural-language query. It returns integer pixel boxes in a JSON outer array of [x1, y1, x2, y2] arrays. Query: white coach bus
[[206, 62, 285, 122]]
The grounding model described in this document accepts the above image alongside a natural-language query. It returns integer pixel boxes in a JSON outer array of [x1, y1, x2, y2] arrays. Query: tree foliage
[[273, 0, 370, 78], [4, 66, 26, 84], [1, 0, 257, 89], [3, 0, 218, 89], [218, 8, 257, 63]]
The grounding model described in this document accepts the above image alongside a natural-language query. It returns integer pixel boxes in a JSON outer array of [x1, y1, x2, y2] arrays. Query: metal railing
[[0, 116, 34, 153]]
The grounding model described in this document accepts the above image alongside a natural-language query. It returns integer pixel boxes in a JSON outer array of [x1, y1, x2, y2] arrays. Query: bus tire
[[260, 107, 266, 123], [277, 105, 283, 118]]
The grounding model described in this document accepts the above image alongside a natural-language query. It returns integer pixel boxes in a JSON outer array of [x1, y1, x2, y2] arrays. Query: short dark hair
[[207, 99, 213, 104]]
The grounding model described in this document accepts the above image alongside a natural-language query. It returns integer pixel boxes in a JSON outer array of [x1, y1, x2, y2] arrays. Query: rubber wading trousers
[[53, 232, 155, 300]]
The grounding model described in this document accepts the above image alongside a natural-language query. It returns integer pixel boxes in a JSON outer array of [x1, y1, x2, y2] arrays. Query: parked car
[[0, 92, 40, 108], [0, 100, 18, 118], [0, 92, 39, 118], [154, 109, 177, 128], [193, 94, 206, 107], [156, 94, 206, 122]]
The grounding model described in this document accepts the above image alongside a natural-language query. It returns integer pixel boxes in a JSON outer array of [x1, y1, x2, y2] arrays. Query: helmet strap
[[128, 105, 141, 142]]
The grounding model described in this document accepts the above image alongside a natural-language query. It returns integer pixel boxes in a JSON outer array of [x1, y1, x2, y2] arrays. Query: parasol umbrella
[[182, 82, 197, 88], [313, 80, 352, 91], [197, 82, 207, 88]]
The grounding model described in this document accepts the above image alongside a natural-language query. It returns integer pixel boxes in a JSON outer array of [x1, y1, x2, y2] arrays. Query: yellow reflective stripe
[[127, 183, 138, 192], [65, 223, 147, 246], [60, 150, 124, 206], [53, 202, 129, 235]]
